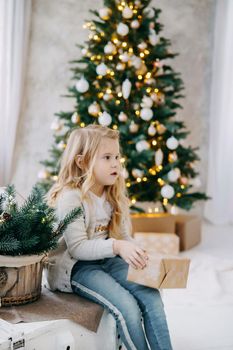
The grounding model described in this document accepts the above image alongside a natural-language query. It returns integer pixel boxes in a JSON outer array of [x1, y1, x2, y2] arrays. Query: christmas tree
[[38, 0, 208, 212]]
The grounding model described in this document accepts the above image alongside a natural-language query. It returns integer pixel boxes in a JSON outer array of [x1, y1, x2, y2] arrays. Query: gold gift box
[[131, 213, 175, 234], [134, 232, 179, 255], [174, 214, 202, 251], [127, 253, 190, 289]]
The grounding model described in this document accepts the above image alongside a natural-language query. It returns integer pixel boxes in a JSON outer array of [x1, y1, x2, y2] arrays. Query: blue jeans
[[71, 256, 173, 350]]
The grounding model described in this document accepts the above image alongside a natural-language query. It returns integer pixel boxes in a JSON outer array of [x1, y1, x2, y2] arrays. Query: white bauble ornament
[[136, 140, 150, 152], [167, 168, 180, 182], [118, 111, 128, 122], [38, 169, 50, 180], [71, 112, 80, 124], [57, 140, 66, 150], [155, 149, 163, 166], [104, 41, 116, 54], [140, 108, 153, 121], [149, 29, 157, 46], [132, 168, 144, 178], [103, 93, 112, 101], [88, 102, 100, 116], [141, 96, 153, 108], [122, 168, 129, 179], [122, 79, 132, 99], [129, 122, 139, 133], [99, 7, 112, 20], [98, 111, 112, 126], [143, 7, 154, 18], [96, 63, 108, 76], [122, 6, 133, 19], [116, 63, 126, 71], [138, 42, 147, 50], [148, 124, 156, 136], [81, 47, 88, 56], [120, 53, 130, 62], [117, 23, 129, 36], [51, 118, 63, 131], [75, 77, 89, 93], [131, 20, 140, 29], [161, 185, 175, 199], [166, 136, 179, 150], [131, 56, 142, 69]]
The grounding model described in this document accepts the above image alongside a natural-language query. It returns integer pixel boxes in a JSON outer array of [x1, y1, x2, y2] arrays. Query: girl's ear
[[75, 155, 84, 169]]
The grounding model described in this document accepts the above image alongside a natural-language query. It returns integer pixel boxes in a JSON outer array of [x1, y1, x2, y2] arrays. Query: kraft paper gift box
[[174, 214, 202, 251], [130, 213, 175, 234], [134, 232, 179, 255], [127, 253, 190, 289]]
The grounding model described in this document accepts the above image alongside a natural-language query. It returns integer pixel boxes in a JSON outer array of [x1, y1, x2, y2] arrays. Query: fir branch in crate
[[0, 185, 82, 256]]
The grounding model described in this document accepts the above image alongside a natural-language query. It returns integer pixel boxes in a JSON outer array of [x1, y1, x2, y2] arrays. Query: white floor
[[164, 221, 233, 350]]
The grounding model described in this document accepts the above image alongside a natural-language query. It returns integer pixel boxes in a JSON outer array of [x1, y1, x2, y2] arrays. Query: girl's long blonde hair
[[47, 124, 131, 239]]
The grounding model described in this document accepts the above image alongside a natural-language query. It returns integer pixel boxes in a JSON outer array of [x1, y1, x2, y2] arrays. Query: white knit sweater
[[44, 187, 134, 293]]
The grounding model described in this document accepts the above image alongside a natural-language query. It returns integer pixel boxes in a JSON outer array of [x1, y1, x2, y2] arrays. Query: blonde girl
[[47, 124, 172, 350]]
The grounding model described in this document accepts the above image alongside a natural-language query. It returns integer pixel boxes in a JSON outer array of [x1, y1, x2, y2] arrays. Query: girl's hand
[[113, 240, 149, 269]]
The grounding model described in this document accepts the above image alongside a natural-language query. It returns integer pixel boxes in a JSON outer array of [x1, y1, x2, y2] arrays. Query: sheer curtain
[[204, 0, 233, 224], [0, 0, 31, 186]]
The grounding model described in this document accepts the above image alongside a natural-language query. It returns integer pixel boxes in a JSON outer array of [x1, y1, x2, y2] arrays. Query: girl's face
[[92, 137, 121, 191]]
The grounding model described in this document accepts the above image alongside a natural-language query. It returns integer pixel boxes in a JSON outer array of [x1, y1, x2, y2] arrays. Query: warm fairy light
[[138, 75, 143, 80], [97, 55, 101, 60], [146, 87, 152, 93], [144, 49, 150, 55], [152, 140, 157, 146], [157, 165, 163, 170], [110, 71, 115, 76], [131, 198, 136, 204], [90, 56, 96, 61], [121, 1, 126, 6], [100, 32, 105, 37], [154, 88, 159, 93], [176, 193, 182, 197], [98, 92, 104, 98], [135, 110, 140, 116], [80, 122, 85, 127], [181, 185, 185, 189], [90, 25, 96, 30], [122, 42, 127, 48], [128, 47, 133, 53], [146, 72, 151, 79], [136, 177, 142, 183], [52, 175, 58, 181], [118, 92, 123, 97], [157, 178, 165, 186], [120, 157, 126, 163], [106, 88, 112, 94], [93, 35, 99, 40], [113, 38, 119, 44], [116, 100, 120, 105], [149, 168, 156, 175], [126, 182, 131, 187], [138, 15, 142, 19], [118, 5, 123, 10], [108, 55, 113, 60], [133, 9, 138, 14], [113, 125, 118, 130], [142, 177, 148, 181], [163, 198, 168, 205], [139, 52, 145, 58], [97, 75, 103, 79]]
